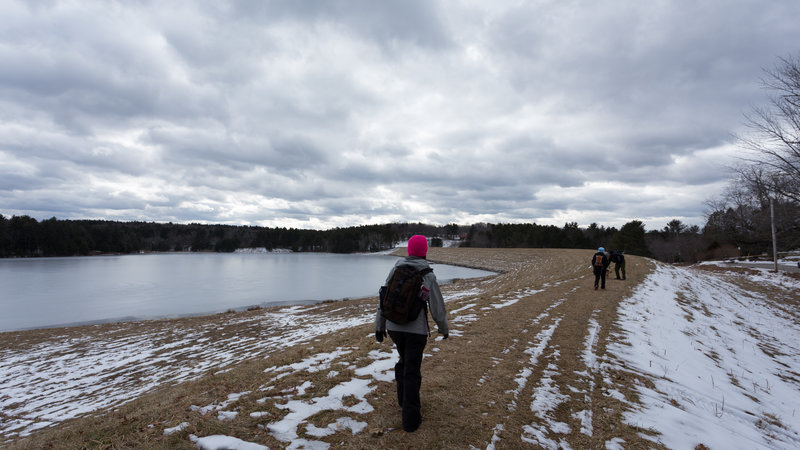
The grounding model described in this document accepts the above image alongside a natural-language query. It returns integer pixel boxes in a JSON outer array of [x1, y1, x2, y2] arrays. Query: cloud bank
[[2, 0, 799, 230]]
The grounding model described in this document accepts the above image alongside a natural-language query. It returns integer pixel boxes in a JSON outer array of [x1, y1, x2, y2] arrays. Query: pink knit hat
[[407, 235, 428, 258]]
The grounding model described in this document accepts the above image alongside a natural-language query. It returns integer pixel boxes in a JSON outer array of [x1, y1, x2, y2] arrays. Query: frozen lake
[[0, 252, 494, 331]]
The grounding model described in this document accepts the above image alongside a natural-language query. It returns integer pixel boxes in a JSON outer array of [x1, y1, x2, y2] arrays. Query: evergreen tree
[[610, 220, 651, 257]]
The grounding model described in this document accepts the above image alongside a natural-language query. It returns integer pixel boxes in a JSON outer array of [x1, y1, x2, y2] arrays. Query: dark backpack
[[379, 266, 433, 324]]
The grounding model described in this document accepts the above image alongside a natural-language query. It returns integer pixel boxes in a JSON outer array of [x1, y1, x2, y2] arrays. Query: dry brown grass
[[3, 248, 674, 449]]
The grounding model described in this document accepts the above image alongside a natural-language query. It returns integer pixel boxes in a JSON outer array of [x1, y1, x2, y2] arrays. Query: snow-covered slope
[[608, 263, 800, 448]]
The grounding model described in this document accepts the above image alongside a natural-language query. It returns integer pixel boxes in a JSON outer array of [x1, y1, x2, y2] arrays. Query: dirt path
[[4, 248, 662, 448], [357, 248, 659, 448]]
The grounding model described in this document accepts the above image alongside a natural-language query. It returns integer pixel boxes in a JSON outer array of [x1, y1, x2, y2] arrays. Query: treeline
[[0, 216, 434, 257], [1, 213, 796, 263], [0, 215, 635, 258], [461, 222, 620, 252], [700, 186, 800, 260]]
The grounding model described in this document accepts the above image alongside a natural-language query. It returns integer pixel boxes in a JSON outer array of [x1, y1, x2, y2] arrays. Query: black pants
[[614, 261, 626, 279], [388, 330, 427, 432], [593, 267, 606, 289]]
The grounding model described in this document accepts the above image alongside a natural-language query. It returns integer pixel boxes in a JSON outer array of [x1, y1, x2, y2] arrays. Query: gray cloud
[[224, 0, 452, 50], [2, 0, 799, 231]]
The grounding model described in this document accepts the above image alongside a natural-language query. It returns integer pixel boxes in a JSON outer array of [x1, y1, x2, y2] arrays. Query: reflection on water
[[0, 252, 493, 331]]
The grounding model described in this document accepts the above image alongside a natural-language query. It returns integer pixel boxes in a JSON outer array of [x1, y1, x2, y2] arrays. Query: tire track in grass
[[438, 252, 588, 448], [512, 285, 584, 449], [468, 301, 564, 449], [409, 264, 566, 448], [501, 257, 646, 449], [474, 289, 583, 446], [576, 311, 601, 437]]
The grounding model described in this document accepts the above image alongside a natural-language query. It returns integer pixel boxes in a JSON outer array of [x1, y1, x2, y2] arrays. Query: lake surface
[[0, 252, 494, 331]]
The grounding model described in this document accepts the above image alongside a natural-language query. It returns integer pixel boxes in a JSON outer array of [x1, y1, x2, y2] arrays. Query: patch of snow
[[444, 288, 483, 301], [217, 411, 238, 421], [572, 410, 592, 436], [486, 423, 505, 450], [163, 421, 189, 436], [604, 437, 625, 449], [352, 350, 395, 382], [190, 391, 250, 416], [451, 313, 479, 324], [490, 298, 519, 309], [521, 423, 572, 450], [449, 303, 477, 314], [582, 315, 601, 371], [190, 434, 270, 450], [305, 416, 367, 437], [267, 377, 375, 443]]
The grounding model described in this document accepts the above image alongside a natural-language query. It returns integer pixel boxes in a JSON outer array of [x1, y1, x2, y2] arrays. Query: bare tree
[[738, 54, 800, 203], [705, 163, 800, 255]]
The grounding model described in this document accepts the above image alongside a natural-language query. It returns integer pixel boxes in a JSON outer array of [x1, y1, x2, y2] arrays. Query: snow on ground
[[0, 304, 374, 437], [256, 351, 384, 446], [607, 263, 800, 449], [699, 256, 800, 273]]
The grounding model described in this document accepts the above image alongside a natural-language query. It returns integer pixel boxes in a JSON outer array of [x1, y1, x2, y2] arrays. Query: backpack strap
[[417, 267, 434, 332]]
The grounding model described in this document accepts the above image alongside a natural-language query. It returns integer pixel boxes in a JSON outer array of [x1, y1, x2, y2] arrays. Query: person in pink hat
[[375, 234, 449, 432]]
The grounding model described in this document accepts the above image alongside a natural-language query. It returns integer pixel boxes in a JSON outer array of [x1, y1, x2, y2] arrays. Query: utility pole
[[771, 197, 778, 272]]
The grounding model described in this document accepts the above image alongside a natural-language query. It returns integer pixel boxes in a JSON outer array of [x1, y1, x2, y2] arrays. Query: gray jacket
[[375, 256, 449, 336]]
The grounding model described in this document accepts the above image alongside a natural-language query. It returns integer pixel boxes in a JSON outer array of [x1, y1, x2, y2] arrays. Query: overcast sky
[[2, 1, 799, 231]]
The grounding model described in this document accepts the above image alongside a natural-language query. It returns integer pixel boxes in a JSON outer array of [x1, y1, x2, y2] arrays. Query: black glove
[[375, 330, 386, 343]]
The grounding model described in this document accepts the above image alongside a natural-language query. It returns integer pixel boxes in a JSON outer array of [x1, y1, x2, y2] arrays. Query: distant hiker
[[609, 250, 626, 280], [591, 247, 610, 290], [375, 235, 449, 433]]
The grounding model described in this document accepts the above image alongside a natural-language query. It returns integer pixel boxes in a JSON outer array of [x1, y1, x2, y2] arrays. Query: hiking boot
[[404, 418, 422, 433]]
